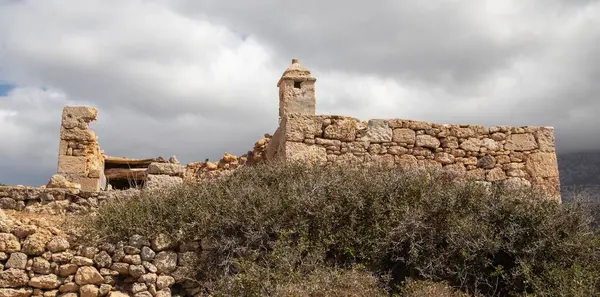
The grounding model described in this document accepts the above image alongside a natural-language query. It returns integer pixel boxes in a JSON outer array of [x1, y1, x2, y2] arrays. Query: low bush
[[85, 163, 600, 296]]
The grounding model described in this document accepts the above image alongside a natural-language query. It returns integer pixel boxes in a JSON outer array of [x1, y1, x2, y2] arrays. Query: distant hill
[[558, 150, 600, 203]]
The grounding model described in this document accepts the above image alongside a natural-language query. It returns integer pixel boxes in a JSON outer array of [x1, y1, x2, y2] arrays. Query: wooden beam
[[104, 156, 167, 166], [105, 168, 147, 180]]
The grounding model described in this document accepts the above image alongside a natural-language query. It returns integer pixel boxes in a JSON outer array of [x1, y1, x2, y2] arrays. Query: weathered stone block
[[285, 142, 327, 165], [392, 128, 416, 144], [366, 120, 392, 143], [505, 134, 538, 151], [58, 156, 87, 174], [525, 152, 559, 178], [323, 118, 357, 141]]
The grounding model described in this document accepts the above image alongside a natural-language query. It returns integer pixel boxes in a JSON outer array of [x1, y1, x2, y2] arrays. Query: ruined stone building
[[1, 58, 561, 214]]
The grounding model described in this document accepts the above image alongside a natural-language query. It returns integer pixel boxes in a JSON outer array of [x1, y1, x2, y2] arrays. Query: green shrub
[[84, 163, 600, 296]]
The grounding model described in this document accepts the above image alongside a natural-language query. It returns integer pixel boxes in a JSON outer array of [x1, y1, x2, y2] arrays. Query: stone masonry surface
[[0, 208, 201, 297], [265, 114, 561, 201]]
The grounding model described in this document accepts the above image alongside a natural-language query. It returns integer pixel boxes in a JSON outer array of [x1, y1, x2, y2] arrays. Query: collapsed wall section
[[57, 107, 105, 192], [267, 114, 561, 201]]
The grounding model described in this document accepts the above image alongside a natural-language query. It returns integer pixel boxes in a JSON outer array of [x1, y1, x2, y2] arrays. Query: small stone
[[13, 225, 37, 239], [107, 292, 129, 297], [80, 247, 99, 259], [128, 265, 145, 279], [134, 292, 152, 297], [487, 168, 507, 182], [0, 252, 7, 261], [6, 253, 28, 270], [110, 263, 129, 275], [52, 252, 74, 264], [0, 233, 21, 253], [79, 284, 99, 297], [71, 256, 94, 266], [129, 283, 147, 294], [59, 293, 78, 297], [0, 269, 29, 288], [138, 273, 157, 285], [129, 235, 150, 249], [123, 246, 140, 255], [99, 284, 112, 296], [168, 156, 179, 164], [28, 274, 60, 289], [58, 282, 79, 293], [0, 288, 34, 297], [32, 257, 51, 274], [477, 155, 496, 169], [93, 251, 112, 268], [46, 237, 70, 253], [46, 174, 81, 190], [152, 252, 177, 274], [156, 276, 174, 290], [141, 262, 157, 274], [75, 267, 104, 285], [155, 289, 171, 297], [140, 247, 155, 262], [415, 135, 440, 149], [58, 264, 79, 277], [22, 232, 52, 256], [150, 234, 174, 252], [122, 255, 141, 265]]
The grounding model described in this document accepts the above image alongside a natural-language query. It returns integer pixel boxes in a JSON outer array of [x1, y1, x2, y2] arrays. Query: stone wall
[[57, 107, 106, 192], [0, 186, 141, 215], [266, 114, 561, 201], [0, 209, 201, 297]]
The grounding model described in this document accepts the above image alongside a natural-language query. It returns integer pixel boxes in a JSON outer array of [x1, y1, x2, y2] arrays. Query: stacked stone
[[270, 114, 561, 201], [0, 186, 112, 215], [0, 211, 201, 297], [245, 134, 272, 165], [144, 161, 185, 192], [183, 153, 247, 183], [57, 107, 105, 192]]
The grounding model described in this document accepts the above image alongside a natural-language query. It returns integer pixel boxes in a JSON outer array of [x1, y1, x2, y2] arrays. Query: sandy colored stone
[[147, 163, 184, 176], [460, 138, 482, 152], [75, 267, 104, 285], [107, 292, 129, 297], [0, 288, 33, 297], [28, 275, 60, 289], [46, 237, 70, 253], [505, 134, 538, 151], [0, 269, 29, 288], [144, 175, 182, 192], [482, 138, 502, 151], [534, 128, 555, 152], [152, 252, 177, 274], [486, 168, 507, 181], [366, 119, 392, 143], [434, 152, 455, 164], [283, 115, 323, 141], [46, 175, 81, 190], [156, 275, 174, 290], [5, 253, 27, 270], [323, 118, 357, 141], [32, 257, 51, 275], [285, 142, 327, 165], [392, 128, 416, 144], [59, 283, 79, 293], [0, 234, 20, 253], [57, 156, 87, 174], [22, 231, 52, 256], [72, 256, 94, 266], [415, 135, 440, 148], [58, 264, 78, 277], [79, 284, 99, 297], [526, 152, 559, 178]]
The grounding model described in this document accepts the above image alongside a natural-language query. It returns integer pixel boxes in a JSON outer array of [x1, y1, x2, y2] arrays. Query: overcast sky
[[0, 0, 599, 186]]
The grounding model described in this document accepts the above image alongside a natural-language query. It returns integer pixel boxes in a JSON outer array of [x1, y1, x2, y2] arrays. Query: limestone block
[[366, 120, 392, 143], [395, 154, 418, 169], [147, 163, 184, 176], [324, 118, 357, 141], [460, 138, 482, 152], [415, 135, 440, 149], [60, 127, 97, 142], [534, 128, 556, 152], [525, 152, 559, 178], [58, 156, 87, 174], [486, 168, 507, 181], [144, 175, 183, 192], [284, 115, 323, 141], [62, 107, 98, 123], [406, 120, 432, 130], [505, 134, 538, 151], [73, 178, 102, 193], [392, 128, 416, 144], [285, 142, 327, 165]]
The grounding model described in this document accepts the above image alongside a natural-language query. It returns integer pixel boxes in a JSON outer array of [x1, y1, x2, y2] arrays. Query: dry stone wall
[[0, 209, 201, 297], [266, 114, 561, 201]]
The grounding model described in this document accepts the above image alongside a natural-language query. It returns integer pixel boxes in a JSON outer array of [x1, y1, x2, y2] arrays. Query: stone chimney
[[277, 58, 316, 121]]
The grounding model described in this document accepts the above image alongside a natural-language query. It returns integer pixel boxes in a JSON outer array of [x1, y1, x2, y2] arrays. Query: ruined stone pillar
[[57, 106, 105, 192], [277, 58, 316, 121]]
